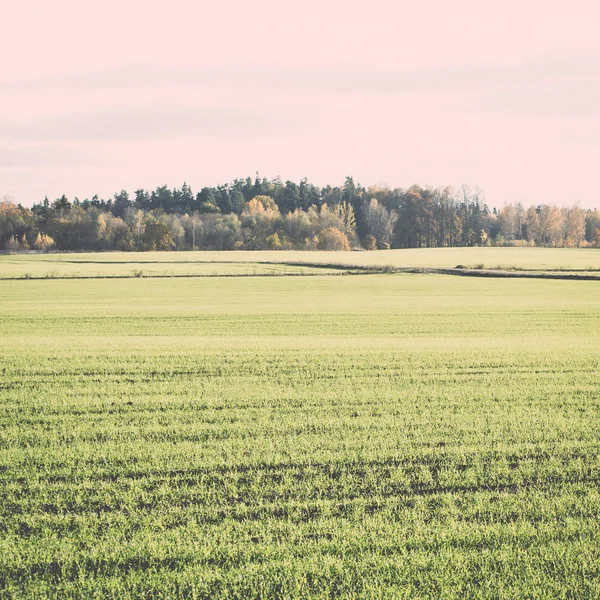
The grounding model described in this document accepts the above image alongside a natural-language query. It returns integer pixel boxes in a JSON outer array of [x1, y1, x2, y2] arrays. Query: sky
[[1, 0, 599, 209]]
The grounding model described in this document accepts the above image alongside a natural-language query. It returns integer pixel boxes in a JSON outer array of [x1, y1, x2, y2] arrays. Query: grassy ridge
[[1, 275, 600, 597]]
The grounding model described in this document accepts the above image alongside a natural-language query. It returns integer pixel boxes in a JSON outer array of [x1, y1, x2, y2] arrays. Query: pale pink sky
[[1, 0, 599, 208]]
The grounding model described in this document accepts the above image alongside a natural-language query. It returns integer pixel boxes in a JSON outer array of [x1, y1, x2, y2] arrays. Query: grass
[[1, 268, 600, 597], [0, 258, 341, 279], [1, 247, 599, 280]]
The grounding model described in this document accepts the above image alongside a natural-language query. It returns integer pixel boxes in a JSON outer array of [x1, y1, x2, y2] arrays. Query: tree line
[[1, 176, 599, 252]]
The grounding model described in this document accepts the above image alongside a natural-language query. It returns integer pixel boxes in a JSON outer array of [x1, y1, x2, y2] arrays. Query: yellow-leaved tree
[[317, 227, 351, 251]]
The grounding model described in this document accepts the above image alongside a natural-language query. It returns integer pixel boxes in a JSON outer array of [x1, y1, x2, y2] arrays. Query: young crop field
[[1, 265, 600, 597]]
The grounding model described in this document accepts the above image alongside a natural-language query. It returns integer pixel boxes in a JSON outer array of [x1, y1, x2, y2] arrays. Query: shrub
[[362, 234, 377, 251], [266, 233, 282, 250], [33, 233, 55, 251], [317, 228, 351, 251]]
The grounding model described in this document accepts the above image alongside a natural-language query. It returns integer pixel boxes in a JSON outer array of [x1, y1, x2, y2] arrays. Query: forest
[[1, 176, 599, 252]]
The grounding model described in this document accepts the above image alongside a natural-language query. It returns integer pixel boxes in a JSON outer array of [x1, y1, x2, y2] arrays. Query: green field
[[0, 257, 340, 279], [1, 257, 600, 598], [1, 247, 599, 279]]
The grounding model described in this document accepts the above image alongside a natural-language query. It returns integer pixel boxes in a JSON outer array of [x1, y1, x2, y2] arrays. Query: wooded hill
[[1, 176, 599, 251]]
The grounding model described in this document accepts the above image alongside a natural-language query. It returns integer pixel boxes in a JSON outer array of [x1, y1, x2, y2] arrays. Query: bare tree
[[362, 199, 398, 248]]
